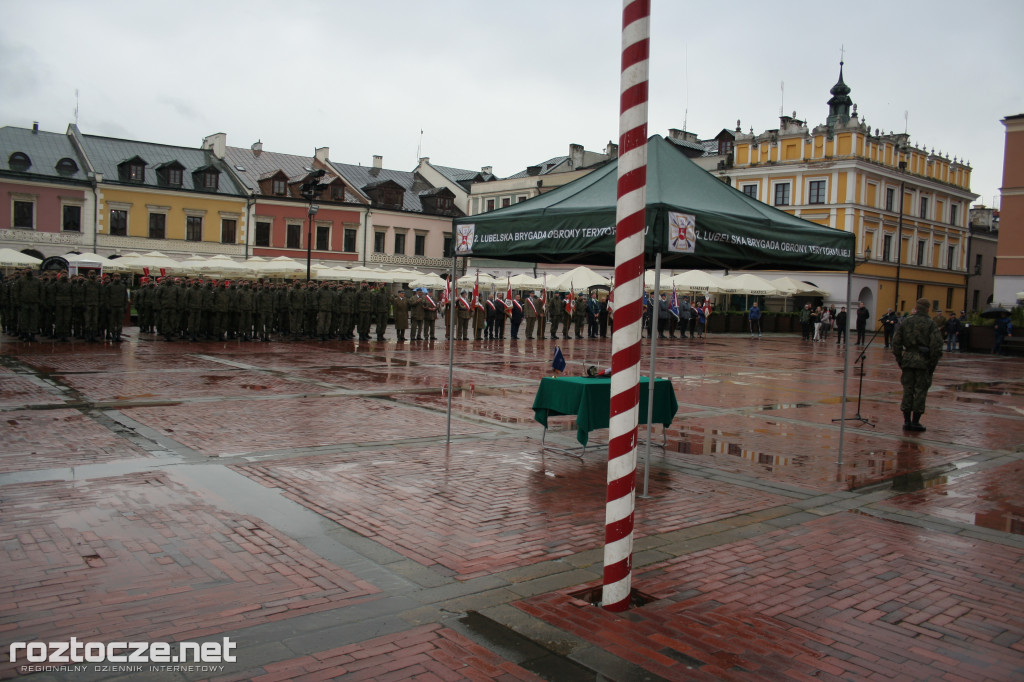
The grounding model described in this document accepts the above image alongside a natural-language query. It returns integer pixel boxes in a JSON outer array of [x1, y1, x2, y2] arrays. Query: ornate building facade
[[718, 64, 978, 314]]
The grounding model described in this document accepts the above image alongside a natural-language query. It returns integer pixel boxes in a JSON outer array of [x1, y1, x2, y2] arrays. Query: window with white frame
[[808, 180, 827, 204], [773, 182, 790, 206]]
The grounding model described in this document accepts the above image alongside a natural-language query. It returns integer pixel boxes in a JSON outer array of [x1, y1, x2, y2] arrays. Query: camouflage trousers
[[899, 368, 933, 413]]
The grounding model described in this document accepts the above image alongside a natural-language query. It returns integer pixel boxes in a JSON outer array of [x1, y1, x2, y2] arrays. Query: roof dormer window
[[8, 152, 31, 172], [118, 156, 148, 183], [55, 157, 78, 175], [193, 165, 220, 191], [273, 178, 286, 195]]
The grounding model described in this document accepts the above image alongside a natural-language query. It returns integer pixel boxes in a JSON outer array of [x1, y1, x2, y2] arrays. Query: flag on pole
[[441, 278, 450, 307], [670, 284, 680, 320], [551, 346, 566, 373], [143, 267, 150, 278], [565, 281, 575, 315], [159, 268, 167, 278], [505, 276, 513, 306], [472, 273, 484, 310]]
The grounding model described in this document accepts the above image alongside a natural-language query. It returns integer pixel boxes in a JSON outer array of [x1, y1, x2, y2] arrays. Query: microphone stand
[[833, 324, 882, 427]]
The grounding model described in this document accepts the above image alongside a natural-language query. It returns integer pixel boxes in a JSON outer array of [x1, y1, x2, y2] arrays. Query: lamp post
[[301, 169, 327, 282], [893, 152, 907, 311]]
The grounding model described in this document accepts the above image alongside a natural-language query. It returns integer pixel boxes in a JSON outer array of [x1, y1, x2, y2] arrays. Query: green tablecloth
[[532, 376, 678, 446]]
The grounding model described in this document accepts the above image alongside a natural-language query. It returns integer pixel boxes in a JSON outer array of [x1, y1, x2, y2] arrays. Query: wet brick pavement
[[1, 328, 1023, 681]]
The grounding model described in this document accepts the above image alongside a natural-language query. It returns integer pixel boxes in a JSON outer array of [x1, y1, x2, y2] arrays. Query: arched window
[[55, 157, 79, 175], [8, 152, 31, 171]]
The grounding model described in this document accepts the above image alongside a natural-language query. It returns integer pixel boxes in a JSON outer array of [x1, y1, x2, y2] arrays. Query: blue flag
[[552, 346, 566, 372]]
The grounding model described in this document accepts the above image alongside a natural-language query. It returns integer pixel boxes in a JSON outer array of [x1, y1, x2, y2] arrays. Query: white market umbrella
[[65, 252, 129, 272], [383, 268, 423, 284], [252, 256, 306, 279], [644, 269, 675, 291], [549, 266, 611, 292], [509, 274, 544, 290], [410, 273, 448, 290], [719, 273, 780, 295], [671, 270, 725, 293], [111, 251, 182, 274], [193, 254, 255, 278], [0, 248, 42, 267], [457, 272, 498, 288], [315, 266, 350, 281], [337, 265, 388, 282], [771, 276, 826, 296]]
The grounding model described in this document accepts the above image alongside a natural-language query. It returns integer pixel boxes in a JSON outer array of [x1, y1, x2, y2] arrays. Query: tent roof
[[455, 135, 854, 272]]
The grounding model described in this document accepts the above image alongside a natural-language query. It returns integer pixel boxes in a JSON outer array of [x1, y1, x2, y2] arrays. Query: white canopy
[[337, 265, 388, 282], [66, 252, 129, 272], [457, 272, 498, 288], [670, 270, 726, 293], [410, 273, 448, 290], [250, 256, 306, 278], [509, 273, 545, 290], [384, 268, 425, 284], [719, 273, 780, 295], [770, 276, 826, 296], [113, 251, 183, 274], [0, 248, 42, 267], [549, 266, 611, 292], [193, 254, 255, 277]]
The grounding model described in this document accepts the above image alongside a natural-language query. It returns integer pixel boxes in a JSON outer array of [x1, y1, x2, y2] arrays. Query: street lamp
[[301, 169, 327, 282], [893, 149, 908, 311]]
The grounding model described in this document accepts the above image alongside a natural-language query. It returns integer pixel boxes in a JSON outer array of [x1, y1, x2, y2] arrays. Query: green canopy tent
[[444, 135, 859, 478], [453, 135, 855, 272]]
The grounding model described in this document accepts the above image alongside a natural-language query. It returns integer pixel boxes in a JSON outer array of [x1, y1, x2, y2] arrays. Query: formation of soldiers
[[1, 269, 129, 342], [0, 270, 449, 344], [131, 278, 440, 342], [2, 268, 621, 345]]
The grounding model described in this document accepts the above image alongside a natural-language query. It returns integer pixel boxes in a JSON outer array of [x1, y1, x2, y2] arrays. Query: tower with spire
[[826, 61, 853, 129]]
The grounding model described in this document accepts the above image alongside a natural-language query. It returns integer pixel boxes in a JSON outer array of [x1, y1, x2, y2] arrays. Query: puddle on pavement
[[954, 381, 1024, 397]]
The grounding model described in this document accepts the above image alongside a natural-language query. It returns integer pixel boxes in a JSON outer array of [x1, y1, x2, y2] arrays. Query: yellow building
[[69, 126, 249, 258], [719, 63, 978, 314]]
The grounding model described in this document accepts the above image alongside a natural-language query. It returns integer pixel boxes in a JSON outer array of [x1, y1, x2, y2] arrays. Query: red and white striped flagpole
[[603, 0, 649, 612]]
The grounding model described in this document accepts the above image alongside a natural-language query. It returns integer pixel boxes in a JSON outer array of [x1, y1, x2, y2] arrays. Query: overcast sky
[[2, 0, 1021, 206]]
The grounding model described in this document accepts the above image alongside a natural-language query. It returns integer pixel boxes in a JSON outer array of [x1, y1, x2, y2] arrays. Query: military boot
[[908, 413, 926, 432]]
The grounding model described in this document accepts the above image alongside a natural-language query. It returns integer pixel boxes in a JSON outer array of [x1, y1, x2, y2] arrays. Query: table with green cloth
[[532, 376, 678, 446]]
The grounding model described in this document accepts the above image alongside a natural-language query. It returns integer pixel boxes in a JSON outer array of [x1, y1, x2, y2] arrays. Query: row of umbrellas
[[1, 249, 827, 296], [462, 266, 826, 297], [0, 249, 441, 284]]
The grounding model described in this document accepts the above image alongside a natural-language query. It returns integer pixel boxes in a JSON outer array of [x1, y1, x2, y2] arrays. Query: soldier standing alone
[[892, 298, 943, 432]]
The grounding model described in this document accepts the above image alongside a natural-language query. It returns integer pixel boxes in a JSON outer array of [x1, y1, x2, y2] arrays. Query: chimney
[[201, 133, 227, 159], [251, 140, 262, 157], [32, 121, 39, 134], [373, 155, 383, 169], [605, 141, 618, 158], [481, 166, 492, 175], [569, 143, 584, 169], [315, 147, 330, 164]]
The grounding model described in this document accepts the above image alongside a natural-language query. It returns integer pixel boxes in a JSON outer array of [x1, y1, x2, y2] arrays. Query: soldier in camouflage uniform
[[107, 272, 129, 342], [373, 282, 389, 341], [356, 281, 374, 341], [892, 297, 943, 432]]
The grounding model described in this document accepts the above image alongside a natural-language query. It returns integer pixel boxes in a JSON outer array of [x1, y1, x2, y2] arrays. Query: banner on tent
[[458, 217, 852, 266]]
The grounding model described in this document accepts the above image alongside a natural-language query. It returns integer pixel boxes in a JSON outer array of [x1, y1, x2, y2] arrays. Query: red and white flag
[[505, 277, 513, 306], [565, 281, 575, 315], [441, 278, 450, 307], [472, 273, 484, 310]]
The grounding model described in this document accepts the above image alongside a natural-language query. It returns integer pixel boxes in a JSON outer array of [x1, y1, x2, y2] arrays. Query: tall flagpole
[[603, 0, 649, 612]]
